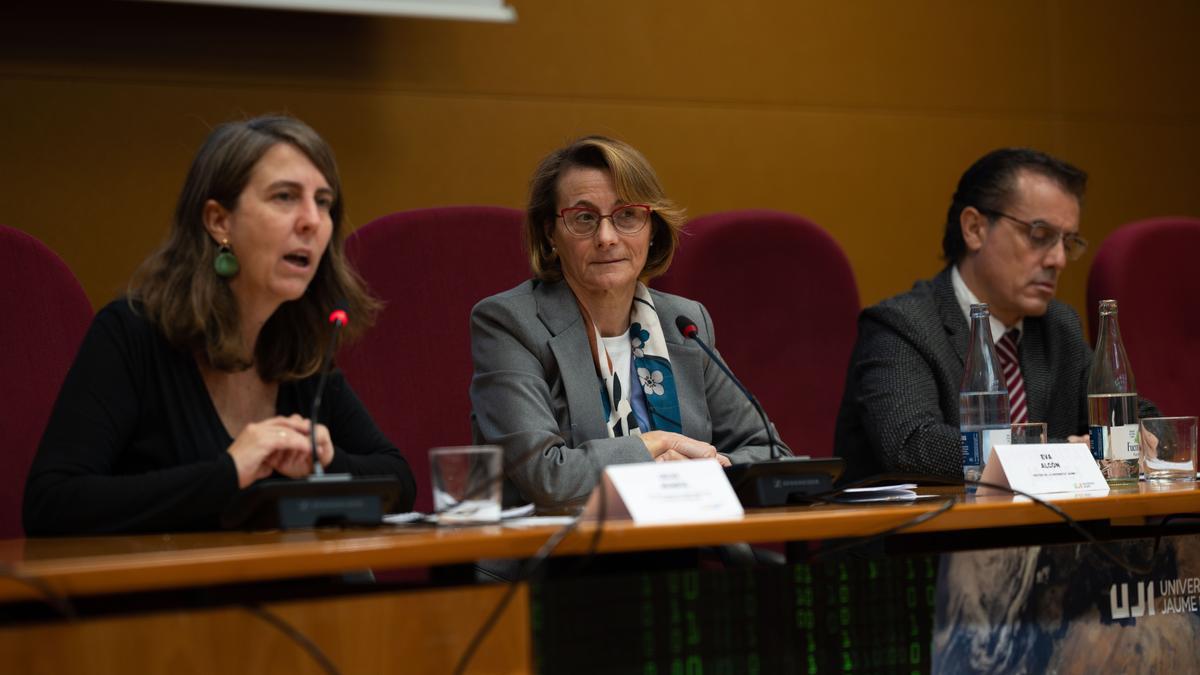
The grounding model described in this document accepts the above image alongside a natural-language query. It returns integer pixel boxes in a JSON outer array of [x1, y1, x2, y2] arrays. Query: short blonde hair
[[524, 136, 685, 282]]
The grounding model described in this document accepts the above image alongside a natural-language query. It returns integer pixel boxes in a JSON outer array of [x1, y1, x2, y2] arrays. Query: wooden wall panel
[[2, 0, 1198, 316]]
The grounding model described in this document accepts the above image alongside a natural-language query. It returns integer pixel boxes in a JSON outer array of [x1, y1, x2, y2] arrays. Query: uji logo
[[1109, 581, 1156, 619]]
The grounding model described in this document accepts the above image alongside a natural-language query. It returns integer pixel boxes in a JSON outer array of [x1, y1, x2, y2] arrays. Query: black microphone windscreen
[[675, 315, 698, 339]]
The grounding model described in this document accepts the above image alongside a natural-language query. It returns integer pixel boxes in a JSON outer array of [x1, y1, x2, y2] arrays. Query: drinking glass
[[1139, 416, 1197, 483], [1010, 422, 1048, 445], [430, 446, 503, 523]]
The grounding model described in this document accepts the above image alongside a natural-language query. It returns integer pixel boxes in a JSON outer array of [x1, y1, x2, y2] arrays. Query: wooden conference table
[[2, 483, 1198, 673]]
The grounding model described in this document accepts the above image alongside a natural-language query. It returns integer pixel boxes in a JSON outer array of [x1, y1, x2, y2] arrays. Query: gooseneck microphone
[[675, 314, 845, 507], [309, 306, 349, 476], [219, 303, 407, 530], [675, 315, 784, 459]]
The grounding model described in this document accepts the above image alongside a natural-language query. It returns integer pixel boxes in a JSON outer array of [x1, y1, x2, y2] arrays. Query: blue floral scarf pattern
[[589, 283, 682, 438]]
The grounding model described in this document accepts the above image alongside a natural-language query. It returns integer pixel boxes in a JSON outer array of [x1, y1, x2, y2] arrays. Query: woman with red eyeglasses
[[469, 136, 791, 511]]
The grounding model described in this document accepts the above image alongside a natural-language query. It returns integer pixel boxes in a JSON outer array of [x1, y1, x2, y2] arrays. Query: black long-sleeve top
[[23, 300, 416, 535]]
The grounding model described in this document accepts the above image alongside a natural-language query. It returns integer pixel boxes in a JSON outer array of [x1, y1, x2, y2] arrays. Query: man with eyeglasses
[[834, 147, 1152, 483]]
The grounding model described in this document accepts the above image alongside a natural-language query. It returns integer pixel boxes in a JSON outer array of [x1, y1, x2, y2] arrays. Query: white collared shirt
[[951, 265, 1022, 344]]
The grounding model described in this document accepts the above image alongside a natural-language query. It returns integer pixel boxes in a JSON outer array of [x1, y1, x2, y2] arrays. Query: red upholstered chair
[[339, 206, 529, 512], [1087, 216, 1200, 417], [655, 210, 859, 457], [0, 226, 93, 538]]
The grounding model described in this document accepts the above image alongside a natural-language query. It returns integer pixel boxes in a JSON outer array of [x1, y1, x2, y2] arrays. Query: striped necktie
[[995, 329, 1027, 424]]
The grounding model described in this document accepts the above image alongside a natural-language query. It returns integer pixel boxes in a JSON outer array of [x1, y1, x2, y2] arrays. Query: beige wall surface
[[2, 1, 1198, 319]]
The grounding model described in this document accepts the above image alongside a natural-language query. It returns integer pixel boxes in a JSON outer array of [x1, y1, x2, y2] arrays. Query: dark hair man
[[834, 148, 1154, 482]]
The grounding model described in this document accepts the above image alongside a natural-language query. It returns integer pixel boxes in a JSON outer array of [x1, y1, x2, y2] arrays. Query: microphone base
[[221, 474, 405, 530], [724, 458, 845, 508]]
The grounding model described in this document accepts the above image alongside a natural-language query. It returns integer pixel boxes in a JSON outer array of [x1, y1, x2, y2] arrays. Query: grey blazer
[[833, 266, 1157, 484], [470, 279, 788, 508]]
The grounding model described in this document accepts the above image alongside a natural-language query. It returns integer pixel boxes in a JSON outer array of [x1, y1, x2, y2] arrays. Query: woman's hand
[[269, 415, 335, 478], [640, 430, 730, 466], [226, 415, 333, 488], [657, 449, 729, 466]]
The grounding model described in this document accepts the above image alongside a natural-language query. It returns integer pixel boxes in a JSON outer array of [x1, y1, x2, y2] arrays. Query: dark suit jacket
[[470, 279, 788, 509], [833, 266, 1155, 483]]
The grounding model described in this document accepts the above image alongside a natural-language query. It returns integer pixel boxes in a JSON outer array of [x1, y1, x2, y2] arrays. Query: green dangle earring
[[214, 238, 239, 278]]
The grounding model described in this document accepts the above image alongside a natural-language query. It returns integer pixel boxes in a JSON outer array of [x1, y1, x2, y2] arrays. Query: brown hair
[[524, 136, 685, 282], [129, 115, 379, 381]]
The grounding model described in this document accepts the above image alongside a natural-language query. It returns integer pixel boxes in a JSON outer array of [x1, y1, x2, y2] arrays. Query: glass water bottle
[[959, 303, 1012, 489], [1087, 299, 1140, 485]]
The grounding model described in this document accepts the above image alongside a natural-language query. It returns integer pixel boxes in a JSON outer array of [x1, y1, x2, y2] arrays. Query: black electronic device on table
[[723, 457, 844, 508], [674, 314, 845, 508], [220, 474, 406, 530]]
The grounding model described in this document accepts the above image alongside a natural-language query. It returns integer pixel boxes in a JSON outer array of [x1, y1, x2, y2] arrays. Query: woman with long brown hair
[[24, 115, 416, 534]]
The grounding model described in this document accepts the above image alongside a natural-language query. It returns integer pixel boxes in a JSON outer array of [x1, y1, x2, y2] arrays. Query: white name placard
[[980, 443, 1110, 496], [603, 460, 744, 525]]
